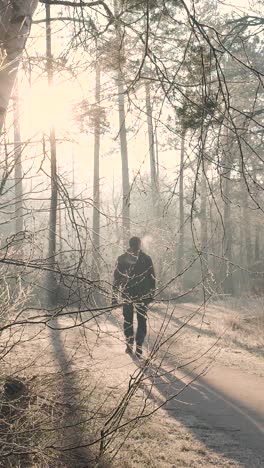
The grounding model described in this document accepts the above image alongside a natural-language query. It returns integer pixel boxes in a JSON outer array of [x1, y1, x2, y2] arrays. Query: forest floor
[[2, 299, 264, 467]]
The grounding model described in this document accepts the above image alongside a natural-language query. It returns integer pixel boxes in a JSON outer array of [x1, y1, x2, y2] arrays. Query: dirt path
[[104, 306, 264, 467], [150, 359, 264, 466], [3, 303, 264, 467]]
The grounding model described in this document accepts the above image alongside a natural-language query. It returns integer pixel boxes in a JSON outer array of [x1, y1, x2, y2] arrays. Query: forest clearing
[[1, 0, 264, 466]]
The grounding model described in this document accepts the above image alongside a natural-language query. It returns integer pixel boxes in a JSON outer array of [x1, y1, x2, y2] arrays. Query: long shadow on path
[[49, 318, 94, 467], [131, 354, 264, 467], [107, 309, 264, 467]]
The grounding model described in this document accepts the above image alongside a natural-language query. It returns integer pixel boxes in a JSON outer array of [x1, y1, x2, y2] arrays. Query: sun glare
[[22, 81, 73, 135]]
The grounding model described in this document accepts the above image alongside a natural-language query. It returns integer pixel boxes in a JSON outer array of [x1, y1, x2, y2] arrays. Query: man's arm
[[113, 257, 122, 288], [112, 257, 123, 304], [148, 257, 156, 298]]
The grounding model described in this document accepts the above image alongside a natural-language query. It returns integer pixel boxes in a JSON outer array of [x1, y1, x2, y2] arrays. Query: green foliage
[[98, 39, 126, 72], [177, 95, 218, 130], [74, 100, 110, 135], [116, 0, 182, 15], [118, 0, 159, 11]]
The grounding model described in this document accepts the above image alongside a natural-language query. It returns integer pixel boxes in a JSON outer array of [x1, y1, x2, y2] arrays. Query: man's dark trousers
[[123, 300, 148, 348]]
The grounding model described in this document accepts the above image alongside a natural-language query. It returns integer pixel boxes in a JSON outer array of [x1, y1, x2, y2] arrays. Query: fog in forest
[[0, 1, 264, 466]]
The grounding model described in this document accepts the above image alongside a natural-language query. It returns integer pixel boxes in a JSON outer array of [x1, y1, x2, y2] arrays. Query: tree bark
[[13, 80, 23, 235], [177, 127, 185, 277], [254, 223, 259, 262], [200, 164, 208, 278], [155, 126, 160, 185], [223, 176, 233, 294], [198, 125, 209, 290], [222, 129, 233, 295], [116, 68, 130, 245], [92, 60, 101, 279], [145, 81, 159, 214], [0, 0, 38, 134], [114, 0, 130, 246], [244, 195, 252, 269], [45, 3, 58, 307]]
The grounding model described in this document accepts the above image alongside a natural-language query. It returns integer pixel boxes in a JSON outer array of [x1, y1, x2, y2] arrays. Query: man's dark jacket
[[113, 250, 156, 301]]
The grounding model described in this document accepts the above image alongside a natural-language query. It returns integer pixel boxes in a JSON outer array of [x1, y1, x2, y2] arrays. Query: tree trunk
[[177, 128, 185, 277], [57, 170, 63, 265], [238, 164, 246, 291], [239, 200, 244, 267], [200, 165, 208, 277], [254, 223, 259, 262], [244, 197, 252, 269], [198, 125, 209, 290], [239, 158, 254, 291], [209, 197, 217, 276], [117, 70, 130, 246], [223, 177, 233, 294], [92, 61, 101, 279], [45, 3, 58, 307], [0, 0, 38, 134], [13, 80, 23, 235], [145, 81, 159, 215], [155, 126, 160, 186], [222, 130, 233, 295], [239, 154, 252, 270], [114, 0, 130, 247]]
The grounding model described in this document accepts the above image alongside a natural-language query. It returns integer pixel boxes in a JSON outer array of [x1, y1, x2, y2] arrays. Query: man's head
[[129, 236, 141, 252]]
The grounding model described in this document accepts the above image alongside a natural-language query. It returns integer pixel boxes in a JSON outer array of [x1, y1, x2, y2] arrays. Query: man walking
[[112, 236, 156, 357]]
